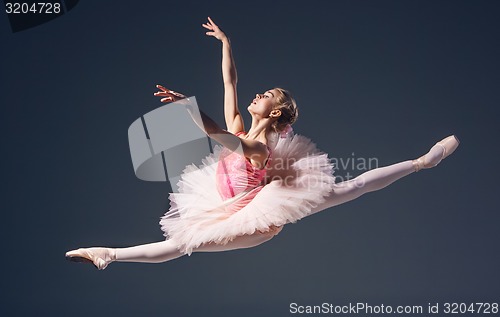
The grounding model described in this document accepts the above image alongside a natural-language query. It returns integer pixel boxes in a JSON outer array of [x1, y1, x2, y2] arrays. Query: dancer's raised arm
[[203, 17, 244, 134]]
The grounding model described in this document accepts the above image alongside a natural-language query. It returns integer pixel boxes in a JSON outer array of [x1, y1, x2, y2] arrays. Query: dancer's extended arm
[[154, 85, 269, 167], [203, 17, 244, 134], [187, 104, 268, 168]]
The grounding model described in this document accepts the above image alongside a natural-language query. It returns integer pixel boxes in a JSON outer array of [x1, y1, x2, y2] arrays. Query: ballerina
[[66, 17, 459, 270]]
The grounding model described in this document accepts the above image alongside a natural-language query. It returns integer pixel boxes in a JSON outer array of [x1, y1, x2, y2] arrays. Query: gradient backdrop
[[1, 1, 499, 316]]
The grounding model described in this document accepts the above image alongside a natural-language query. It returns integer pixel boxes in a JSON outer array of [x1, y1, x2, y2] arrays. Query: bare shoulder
[[239, 138, 269, 168]]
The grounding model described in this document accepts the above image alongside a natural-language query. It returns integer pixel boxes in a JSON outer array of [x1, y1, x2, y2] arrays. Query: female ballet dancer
[[66, 17, 459, 270]]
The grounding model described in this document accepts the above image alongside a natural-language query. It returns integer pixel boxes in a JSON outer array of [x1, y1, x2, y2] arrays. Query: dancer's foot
[[65, 247, 116, 270], [413, 135, 460, 172]]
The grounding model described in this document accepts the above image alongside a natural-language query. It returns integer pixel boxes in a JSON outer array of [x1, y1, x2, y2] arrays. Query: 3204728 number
[[5, 2, 61, 14], [443, 303, 499, 314]]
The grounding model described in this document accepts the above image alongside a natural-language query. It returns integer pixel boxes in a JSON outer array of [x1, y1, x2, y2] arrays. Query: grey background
[[1, 0, 499, 316]]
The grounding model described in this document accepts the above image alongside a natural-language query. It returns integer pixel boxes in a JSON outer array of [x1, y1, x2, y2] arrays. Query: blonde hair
[[271, 87, 299, 132]]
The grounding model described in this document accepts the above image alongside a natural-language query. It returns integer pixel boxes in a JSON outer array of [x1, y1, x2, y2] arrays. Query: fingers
[[154, 86, 169, 96], [154, 85, 186, 102], [156, 84, 168, 92], [169, 90, 186, 98], [155, 85, 182, 95], [203, 17, 219, 31], [155, 91, 182, 98], [161, 97, 174, 103]]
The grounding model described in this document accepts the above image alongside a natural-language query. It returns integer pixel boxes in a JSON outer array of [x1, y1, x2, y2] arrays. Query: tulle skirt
[[159, 133, 336, 255]]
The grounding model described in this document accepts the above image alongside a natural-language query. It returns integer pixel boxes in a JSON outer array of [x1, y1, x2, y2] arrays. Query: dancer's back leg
[[112, 229, 280, 264]]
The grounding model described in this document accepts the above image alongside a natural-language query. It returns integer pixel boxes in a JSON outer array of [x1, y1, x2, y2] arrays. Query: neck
[[245, 118, 273, 144]]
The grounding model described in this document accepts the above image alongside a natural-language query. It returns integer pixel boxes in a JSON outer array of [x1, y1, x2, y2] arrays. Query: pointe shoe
[[413, 135, 460, 172], [65, 247, 116, 270]]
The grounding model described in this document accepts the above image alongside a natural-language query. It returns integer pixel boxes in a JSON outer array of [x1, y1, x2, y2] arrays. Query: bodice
[[215, 147, 268, 200]]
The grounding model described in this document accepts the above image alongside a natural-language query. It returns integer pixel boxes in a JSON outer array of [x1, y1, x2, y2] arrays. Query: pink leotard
[[215, 132, 270, 212]]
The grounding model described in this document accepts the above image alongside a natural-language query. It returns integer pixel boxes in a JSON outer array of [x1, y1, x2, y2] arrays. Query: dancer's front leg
[[309, 135, 459, 216], [309, 160, 416, 216]]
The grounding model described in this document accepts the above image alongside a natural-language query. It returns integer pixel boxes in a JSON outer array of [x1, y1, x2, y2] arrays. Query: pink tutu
[[159, 132, 336, 255]]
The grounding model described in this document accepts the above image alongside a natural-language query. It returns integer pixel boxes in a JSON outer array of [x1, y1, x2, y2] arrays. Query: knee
[[257, 225, 284, 239], [270, 225, 284, 236]]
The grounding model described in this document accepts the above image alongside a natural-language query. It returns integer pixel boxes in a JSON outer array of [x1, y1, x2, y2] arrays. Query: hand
[[202, 17, 227, 42], [154, 84, 186, 103]]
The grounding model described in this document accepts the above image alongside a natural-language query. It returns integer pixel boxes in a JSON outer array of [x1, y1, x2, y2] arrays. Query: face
[[248, 88, 280, 118]]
